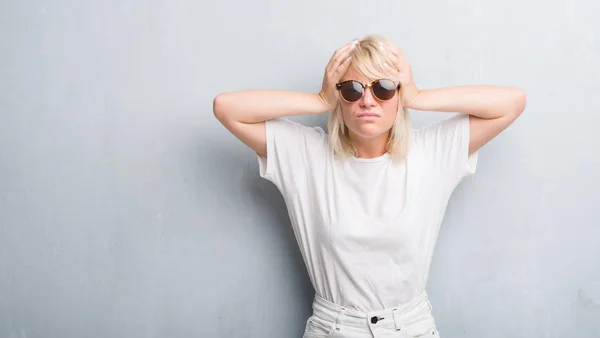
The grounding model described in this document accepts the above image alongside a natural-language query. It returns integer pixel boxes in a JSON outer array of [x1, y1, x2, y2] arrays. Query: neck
[[349, 131, 389, 159]]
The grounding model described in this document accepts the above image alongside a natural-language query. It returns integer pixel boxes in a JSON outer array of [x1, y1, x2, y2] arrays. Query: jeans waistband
[[311, 292, 435, 334]]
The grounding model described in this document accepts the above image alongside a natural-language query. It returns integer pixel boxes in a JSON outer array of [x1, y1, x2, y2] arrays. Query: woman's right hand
[[214, 40, 357, 158], [318, 40, 357, 111]]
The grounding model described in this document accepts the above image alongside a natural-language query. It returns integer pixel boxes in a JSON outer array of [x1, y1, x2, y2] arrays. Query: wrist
[[316, 92, 335, 113], [401, 85, 421, 109]]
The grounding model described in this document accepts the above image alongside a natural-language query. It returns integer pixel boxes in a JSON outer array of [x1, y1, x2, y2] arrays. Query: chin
[[351, 123, 389, 138]]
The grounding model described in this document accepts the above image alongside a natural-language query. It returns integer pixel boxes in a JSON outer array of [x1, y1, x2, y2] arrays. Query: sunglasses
[[335, 79, 400, 103]]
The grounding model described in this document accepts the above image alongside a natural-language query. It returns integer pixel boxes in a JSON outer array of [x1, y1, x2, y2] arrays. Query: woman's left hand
[[381, 42, 421, 109]]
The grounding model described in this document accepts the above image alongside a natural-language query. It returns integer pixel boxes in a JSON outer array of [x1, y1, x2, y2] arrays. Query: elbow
[[212, 92, 228, 122], [511, 88, 527, 117], [500, 87, 526, 120]]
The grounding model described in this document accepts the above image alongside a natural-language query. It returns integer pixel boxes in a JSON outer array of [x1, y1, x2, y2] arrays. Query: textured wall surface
[[1, 0, 599, 337]]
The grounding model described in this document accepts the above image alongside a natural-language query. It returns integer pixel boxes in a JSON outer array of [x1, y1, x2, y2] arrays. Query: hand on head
[[379, 41, 419, 106], [319, 37, 419, 111], [318, 40, 358, 111]]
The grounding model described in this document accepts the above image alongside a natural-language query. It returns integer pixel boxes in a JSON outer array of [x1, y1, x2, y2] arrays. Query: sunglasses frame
[[335, 79, 400, 103]]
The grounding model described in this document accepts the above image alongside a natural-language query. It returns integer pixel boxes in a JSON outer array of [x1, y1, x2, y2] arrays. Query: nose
[[360, 85, 377, 107]]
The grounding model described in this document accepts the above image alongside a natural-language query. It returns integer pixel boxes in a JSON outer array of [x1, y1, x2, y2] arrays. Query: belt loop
[[392, 307, 403, 331], [333, 306, 346, 332], [426, 297, 433, 312]]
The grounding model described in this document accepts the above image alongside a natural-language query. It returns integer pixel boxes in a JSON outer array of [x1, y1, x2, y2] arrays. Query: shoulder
[[409, 114, 469, 149], [258, 117, 330, 187], [266, 117, 329, 144], [408, 114, 477, 180], [411, 114, 469, 138]]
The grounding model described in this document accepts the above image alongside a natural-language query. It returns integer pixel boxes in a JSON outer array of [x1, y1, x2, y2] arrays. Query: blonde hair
[[328, 35, 411, 161]]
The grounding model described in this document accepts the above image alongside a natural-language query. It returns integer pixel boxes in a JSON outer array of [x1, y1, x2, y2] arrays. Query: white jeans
[[302, 292, 440, 338]]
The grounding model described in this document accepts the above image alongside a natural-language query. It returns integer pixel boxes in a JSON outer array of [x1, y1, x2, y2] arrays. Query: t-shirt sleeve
[[413, 113, 479, 190], [256, 118, 327, 193]]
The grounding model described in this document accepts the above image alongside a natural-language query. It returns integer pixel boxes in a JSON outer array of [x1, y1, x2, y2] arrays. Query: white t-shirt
[[257, 113, 478, 312]]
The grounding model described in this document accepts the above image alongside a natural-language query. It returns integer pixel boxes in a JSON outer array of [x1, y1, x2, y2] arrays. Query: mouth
[[357, 112, 381, 119]]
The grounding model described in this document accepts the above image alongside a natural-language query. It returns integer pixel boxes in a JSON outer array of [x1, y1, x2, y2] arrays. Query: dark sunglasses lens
[[373, 80, 397, 100], [340, 81, 363, 102]]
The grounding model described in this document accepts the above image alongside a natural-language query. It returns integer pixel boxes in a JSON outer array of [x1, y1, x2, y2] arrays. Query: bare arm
[[406, 86, 526, 155], [407, 85, 526, 119], [213, 40, 357, 157], [382, 42, 526, 156], [213, 91, 331, 157]]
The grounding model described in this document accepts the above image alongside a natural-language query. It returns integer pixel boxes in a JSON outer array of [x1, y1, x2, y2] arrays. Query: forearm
[[213, 90, 329, 124], [406, 85, 526, 119]]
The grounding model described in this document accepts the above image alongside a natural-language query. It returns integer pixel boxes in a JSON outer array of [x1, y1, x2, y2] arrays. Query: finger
[[385, 52, 403, 71], [326, 56, 352, 88], [378, 42, 401, 65], [389, 49, 409, 71], [335, 55, 353, 74], [327, 41, 357, 73], [331, 40, 356, 61], [327, 56, 354, 90], [388, 45, 409, 67], [330, 44, 348, 62], [389, 46, 402, 58], [333, 41, 357, 65], [326, 42, 353, 73], [383, 61, 399, 72], [326, 43, 351, 74], [380, 41, 401, 56], [383, 43, 409, 69], [383, 62, 401, 79], [395, 49, 409, 67]]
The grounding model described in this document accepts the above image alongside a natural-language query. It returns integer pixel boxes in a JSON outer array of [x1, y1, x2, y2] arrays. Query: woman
[[213, 35, 526, 338]]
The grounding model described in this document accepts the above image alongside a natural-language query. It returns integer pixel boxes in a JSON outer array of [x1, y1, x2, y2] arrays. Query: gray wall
[[1, 0, 599, 337]]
